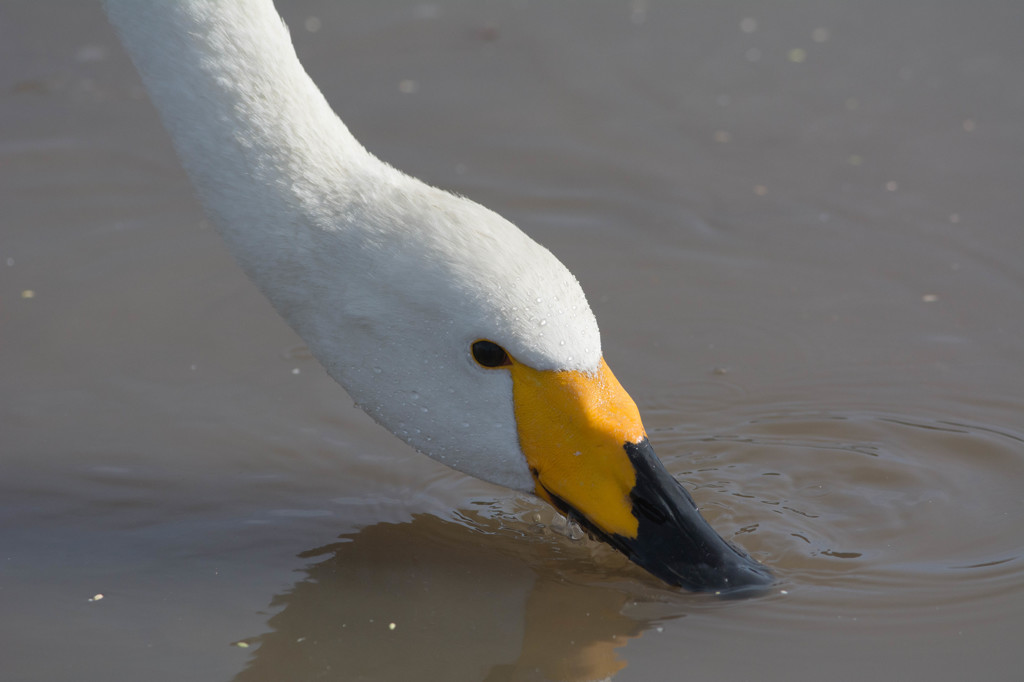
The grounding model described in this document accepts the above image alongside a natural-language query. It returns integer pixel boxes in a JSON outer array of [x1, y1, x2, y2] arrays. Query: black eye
[[471, 340, 512, 368]]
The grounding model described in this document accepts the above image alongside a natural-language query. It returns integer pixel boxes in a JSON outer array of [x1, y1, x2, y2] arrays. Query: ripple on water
[[642, 403, 1024, 620]]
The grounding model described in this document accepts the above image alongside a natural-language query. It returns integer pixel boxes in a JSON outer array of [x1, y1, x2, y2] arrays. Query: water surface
[[3, 1, 1023, 680]]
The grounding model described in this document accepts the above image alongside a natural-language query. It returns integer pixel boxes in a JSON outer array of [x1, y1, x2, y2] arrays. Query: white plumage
[[104, 0, 773, 593], [105, 0, 599, 491]]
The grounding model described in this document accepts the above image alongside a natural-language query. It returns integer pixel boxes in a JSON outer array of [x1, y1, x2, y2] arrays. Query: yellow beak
[[511, 358, 772, 594]]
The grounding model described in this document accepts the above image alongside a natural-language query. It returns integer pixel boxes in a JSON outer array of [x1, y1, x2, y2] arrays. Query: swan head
[[101, 0, 770, 593], [269, 181, 772, 594]]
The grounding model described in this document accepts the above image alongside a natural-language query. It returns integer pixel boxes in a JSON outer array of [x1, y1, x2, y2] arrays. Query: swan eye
[[471, 340, 512, 368]]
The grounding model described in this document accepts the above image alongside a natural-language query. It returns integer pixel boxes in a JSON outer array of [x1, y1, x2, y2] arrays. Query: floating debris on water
[[76, 44, 108, 63]]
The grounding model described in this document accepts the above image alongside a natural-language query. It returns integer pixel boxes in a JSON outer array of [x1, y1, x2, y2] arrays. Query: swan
[[103, 0, 771, 593]]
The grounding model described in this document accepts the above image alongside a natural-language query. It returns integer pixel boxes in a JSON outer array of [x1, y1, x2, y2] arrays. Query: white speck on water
[[745, 47, 761, 62], [630, 0, 648, 25], [76, 44, 108, 63], [949, 213, 961, 223], [291, 368, 300, 375], [304, 16, 321, 33], [812, 27, 830, 43], [740, 17, 757, 33], [413, 4, 440, 20], [398, 79, 419, 94], [886, 181, 898, 191]]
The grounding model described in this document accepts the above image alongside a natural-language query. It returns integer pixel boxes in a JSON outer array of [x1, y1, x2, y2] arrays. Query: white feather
[[103, 0, 603, 491]]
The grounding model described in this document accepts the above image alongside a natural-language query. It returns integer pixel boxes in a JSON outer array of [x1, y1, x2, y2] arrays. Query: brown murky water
[[3, 1, 1023, 680]]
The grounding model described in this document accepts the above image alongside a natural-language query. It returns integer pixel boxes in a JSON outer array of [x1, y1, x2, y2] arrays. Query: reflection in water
[[233, 512, 659, 682], [228, 408, 1024, 681]]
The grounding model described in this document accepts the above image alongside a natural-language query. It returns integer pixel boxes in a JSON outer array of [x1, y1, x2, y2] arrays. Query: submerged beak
[[511, 359, 773, 595]]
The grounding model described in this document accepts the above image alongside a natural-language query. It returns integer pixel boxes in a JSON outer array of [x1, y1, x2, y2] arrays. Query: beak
[[511, 358, 773, 595]]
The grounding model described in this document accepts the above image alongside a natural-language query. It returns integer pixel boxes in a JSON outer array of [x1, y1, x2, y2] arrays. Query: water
[[3, 1, 1023, 680]]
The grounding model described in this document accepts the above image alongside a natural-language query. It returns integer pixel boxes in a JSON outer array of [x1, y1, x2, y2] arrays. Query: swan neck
[[104, 0, 379, 233]]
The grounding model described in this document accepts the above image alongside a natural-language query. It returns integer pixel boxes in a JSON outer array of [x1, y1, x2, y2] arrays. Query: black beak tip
[[618, 438, 776, 598], [705, 556, 775, 598], [640, 543, 774, 597]]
